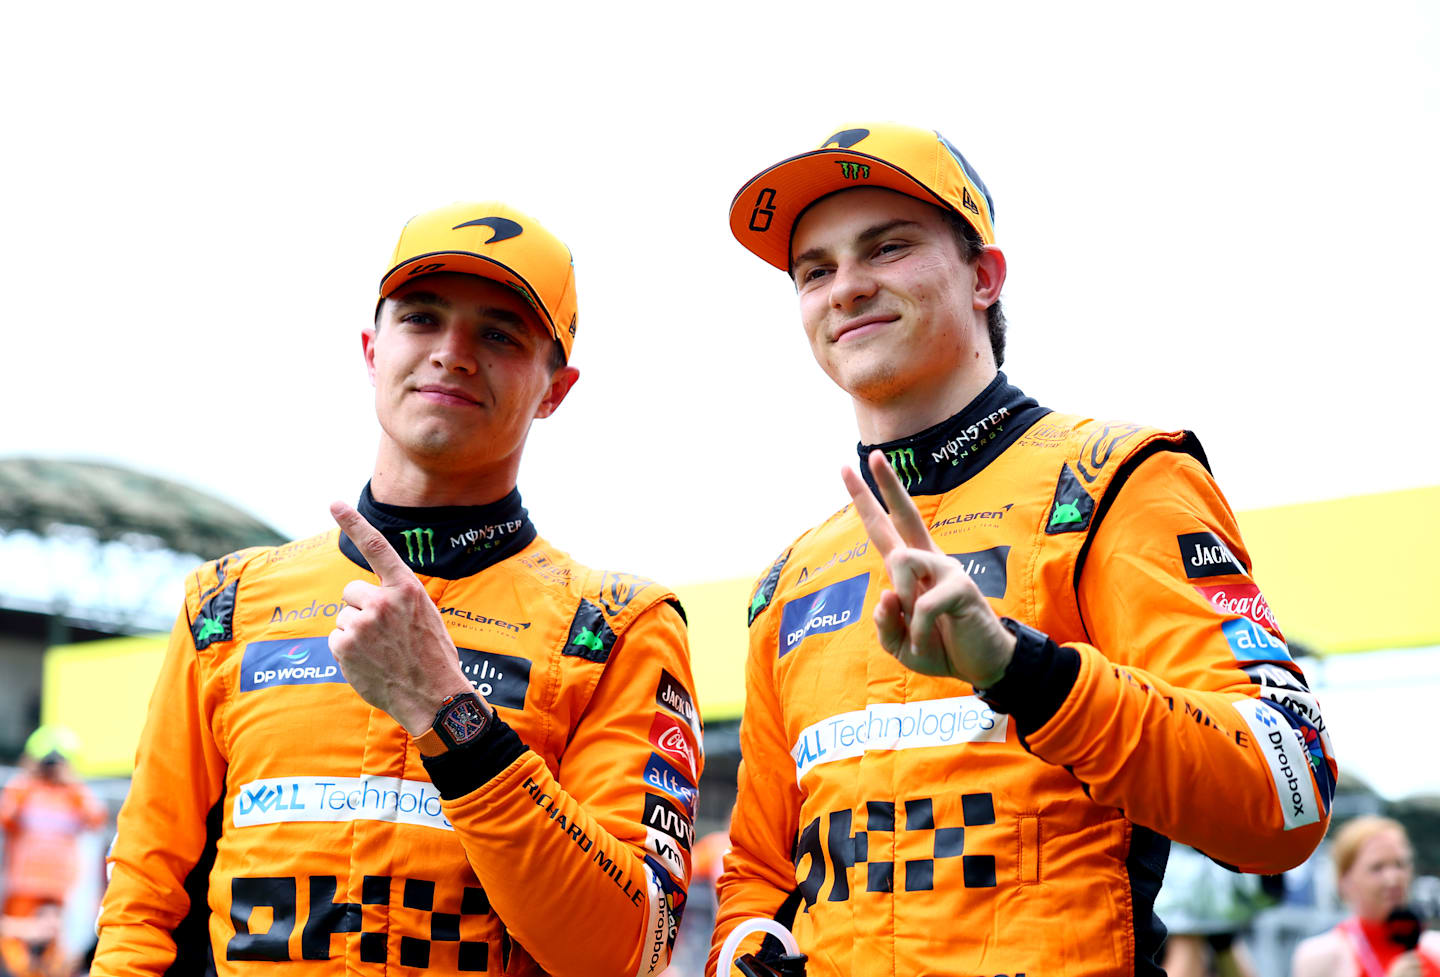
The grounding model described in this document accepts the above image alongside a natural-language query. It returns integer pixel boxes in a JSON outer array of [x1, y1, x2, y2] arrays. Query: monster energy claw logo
[[400, 528, 436, 565], [886, 448, 922, 489], [836, 160, 870, 180]]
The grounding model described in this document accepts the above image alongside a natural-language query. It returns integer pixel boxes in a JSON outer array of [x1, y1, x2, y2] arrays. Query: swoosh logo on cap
[[453, 217, 523, 244], [822, 128, 870, 150]]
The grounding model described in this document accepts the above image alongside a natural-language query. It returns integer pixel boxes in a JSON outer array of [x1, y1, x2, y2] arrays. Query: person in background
[[1292, 816, 1440, 977], [0, 726, 105, 977]]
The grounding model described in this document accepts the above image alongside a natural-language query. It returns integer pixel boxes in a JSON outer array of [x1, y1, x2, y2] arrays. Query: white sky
[[3, 1, 1437, 589]]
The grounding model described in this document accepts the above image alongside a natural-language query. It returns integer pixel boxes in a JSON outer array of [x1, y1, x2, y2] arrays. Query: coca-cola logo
[[649, 712, 698, 778], [1196, 583, 1282, 636]]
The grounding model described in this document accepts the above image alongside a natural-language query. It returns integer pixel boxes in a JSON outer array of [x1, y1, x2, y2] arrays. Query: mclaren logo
[[453, 217, 523, 243], [822, 128, 870, 149]]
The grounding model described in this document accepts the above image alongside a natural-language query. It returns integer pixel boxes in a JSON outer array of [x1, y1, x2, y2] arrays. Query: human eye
[[874, 239, 909, 259], [795, 264, 831, 288], [398, 310, 437, 328]]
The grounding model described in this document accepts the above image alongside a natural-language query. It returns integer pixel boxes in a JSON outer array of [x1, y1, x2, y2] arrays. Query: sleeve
[[422, 599, 701, 977], [980, 449, 1336, 873], [0, 778, 24, 834], [92, 607, 228, 977], [71, 781, 108, 831], [707, 558, 803, 977]]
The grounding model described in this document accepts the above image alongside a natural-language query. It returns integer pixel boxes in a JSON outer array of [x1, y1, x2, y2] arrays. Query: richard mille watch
[[415, 691, 492, 756]]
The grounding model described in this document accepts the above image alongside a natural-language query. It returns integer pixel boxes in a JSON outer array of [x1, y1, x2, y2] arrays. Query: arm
[[0, 779, 25, 834], [707, 560, 804, 977], [423, 601, 700, 977], [988, 449, 1334, 872], [93, 608, 228, 977]]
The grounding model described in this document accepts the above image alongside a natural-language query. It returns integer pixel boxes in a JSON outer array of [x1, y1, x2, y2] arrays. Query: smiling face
[[364, 272, 577, 494], [789, 188, 1004, 439]]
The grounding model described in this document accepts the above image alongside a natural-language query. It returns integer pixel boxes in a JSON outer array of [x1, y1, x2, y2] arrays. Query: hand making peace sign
[[328, 501, 478, 735], [841, 450, 1017, 687]]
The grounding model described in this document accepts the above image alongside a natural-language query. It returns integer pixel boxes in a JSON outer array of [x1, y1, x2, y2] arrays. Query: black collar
[[858, 372, 1050, 498], [338, 483, 537, 580]]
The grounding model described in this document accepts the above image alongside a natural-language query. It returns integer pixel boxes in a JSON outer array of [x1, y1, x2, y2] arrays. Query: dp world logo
[[779, 573, 870, 657], [886, 448, 922, 489], [399, 528, 435, 566]]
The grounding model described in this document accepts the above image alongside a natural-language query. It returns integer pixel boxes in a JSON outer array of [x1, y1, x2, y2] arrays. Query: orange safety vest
[[0, 774, 105, 902]]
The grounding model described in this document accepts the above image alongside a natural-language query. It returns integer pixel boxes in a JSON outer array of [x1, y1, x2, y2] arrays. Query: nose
[[431, 325, 478, 375], [828, 256, 877, 312]]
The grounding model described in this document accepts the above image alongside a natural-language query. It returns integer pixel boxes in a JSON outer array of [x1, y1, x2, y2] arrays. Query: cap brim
[[729, 149, 956, 272], [378, 251, 558, 342]]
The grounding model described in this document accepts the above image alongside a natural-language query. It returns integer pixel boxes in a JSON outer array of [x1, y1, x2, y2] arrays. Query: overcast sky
[[3, 2, 1437, 588]]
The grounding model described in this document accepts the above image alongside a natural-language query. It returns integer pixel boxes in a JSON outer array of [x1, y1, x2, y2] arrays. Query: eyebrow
[[391, 291, 527, 328], [791, 219, 923, 272]]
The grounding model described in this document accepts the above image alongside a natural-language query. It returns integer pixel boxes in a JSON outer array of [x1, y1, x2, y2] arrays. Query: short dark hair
[[374, 299, 568, 374], [942, 210, 1007, 368]]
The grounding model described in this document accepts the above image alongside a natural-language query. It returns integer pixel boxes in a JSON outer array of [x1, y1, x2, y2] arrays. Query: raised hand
[[328, 501, 477, 735], [840, 450, 1015, 686]]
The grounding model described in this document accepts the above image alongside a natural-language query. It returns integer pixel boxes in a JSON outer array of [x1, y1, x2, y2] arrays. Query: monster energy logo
[[836, 160, 870, 180], [400, 528, 436, 565], [886, 448, 922, 489]]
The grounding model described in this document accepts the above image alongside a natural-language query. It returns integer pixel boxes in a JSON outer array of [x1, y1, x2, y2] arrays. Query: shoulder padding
[[561, 568, 682, 664], [183, 546, 272, 650], [1068, 423, 1209, 591], [747, 548, 792, 627]]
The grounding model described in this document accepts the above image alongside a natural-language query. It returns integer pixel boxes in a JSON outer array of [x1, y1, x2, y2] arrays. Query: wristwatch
[[415, 691, 492, 756]]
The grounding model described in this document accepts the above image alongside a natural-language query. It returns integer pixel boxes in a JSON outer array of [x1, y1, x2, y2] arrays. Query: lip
[[832, 314, 898, 343], [414, 383, 482, 407]]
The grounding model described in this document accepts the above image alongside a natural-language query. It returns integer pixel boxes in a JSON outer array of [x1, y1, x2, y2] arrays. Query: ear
[[972, 246, 1007, 312], [361, 326, 378, 386], [534, 366, 580, 419]]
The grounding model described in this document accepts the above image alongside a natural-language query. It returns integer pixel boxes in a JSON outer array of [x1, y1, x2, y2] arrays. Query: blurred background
[[2, 2, 1436, 976]]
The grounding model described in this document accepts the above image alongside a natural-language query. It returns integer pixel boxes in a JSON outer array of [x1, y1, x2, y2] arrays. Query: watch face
[[439, 697, 488, 745]]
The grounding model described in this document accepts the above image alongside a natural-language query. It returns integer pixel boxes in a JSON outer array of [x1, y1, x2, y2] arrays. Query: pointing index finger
[[330, 501, 415, 586], [866, 450, 939, 553]]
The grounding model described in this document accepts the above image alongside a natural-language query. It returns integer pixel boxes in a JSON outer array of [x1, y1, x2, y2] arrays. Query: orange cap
[[729, 122, 997, 272], [378, 201, 579, 360]]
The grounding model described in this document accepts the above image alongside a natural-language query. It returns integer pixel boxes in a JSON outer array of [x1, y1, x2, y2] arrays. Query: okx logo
[[779, 573, 869, 657], [400, 528, 436, 566], [885, 448, 922, 489]]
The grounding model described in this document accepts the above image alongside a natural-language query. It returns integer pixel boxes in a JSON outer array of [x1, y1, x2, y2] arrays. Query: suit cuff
[[977, 618, 1081, 740], [420, 717, 528, 799]]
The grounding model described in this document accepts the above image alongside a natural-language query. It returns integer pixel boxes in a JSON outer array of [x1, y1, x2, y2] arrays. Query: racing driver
[[94, 202, 703, 977], [708, 123, 1336, 977]]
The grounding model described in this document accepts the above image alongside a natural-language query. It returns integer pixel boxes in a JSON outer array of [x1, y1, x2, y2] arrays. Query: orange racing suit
[[710, 374, 1335, 977], [95, 486, 702, 977]]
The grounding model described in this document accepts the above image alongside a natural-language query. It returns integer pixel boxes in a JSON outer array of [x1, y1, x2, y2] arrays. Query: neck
[[852, 361, 998, 444], [338, 482, 537, 579], [856, 372, 1048, 498], [370, 438, 522, 508]]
